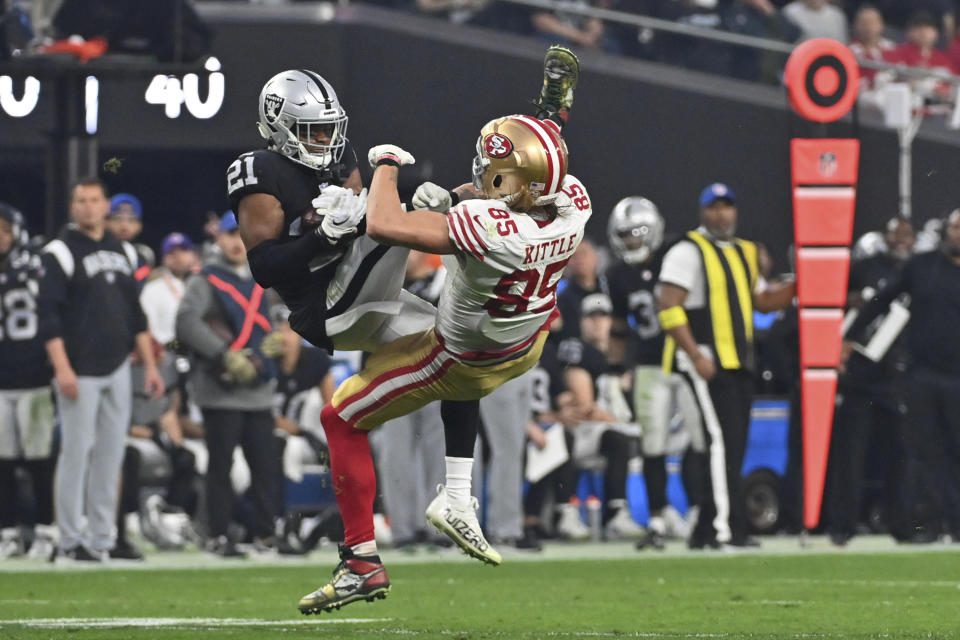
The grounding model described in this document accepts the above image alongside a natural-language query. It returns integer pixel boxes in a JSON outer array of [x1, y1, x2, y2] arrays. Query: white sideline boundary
[[0, 535, 957, 574]]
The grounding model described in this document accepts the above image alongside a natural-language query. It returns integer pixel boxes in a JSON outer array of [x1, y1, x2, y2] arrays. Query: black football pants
[[202, 408, 276, 539]]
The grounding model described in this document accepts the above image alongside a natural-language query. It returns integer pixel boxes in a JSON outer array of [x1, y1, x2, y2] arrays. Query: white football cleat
[[604, 508, 645, 541], [425, 485, 501, 566], [555, 503, 591, 541]]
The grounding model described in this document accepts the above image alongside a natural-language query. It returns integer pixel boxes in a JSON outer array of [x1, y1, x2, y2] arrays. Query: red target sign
[[784, 39, 860, 123]]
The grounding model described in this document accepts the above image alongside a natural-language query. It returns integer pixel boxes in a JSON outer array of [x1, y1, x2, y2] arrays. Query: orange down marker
[[785, 40, 860, 529]]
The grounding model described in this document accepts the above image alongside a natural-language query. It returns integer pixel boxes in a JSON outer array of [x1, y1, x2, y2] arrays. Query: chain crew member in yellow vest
[[656, 183, 795, 549]]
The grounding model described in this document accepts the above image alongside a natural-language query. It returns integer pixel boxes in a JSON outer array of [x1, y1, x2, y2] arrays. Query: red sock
[[320, 403, 376, 546]]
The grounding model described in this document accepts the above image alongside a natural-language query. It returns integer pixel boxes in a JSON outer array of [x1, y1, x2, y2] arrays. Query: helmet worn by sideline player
[[257, 70, 349, 171], [471, 115, 568, 211], [0, 202, 26, 265], [608, 197, 664, 265]]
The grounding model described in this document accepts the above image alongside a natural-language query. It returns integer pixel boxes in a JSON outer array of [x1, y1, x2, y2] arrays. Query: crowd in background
[[350, 1, 960, 85], [2, 169, 959, 563]]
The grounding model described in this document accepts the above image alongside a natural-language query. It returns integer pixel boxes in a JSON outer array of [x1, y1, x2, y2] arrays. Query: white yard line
[[0, 617, 389, 629]]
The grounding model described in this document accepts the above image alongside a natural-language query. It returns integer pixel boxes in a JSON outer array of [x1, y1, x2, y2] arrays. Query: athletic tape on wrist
[[658, 306, 688, 330]]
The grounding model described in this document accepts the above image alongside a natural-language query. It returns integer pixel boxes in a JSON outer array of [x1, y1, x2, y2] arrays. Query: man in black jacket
[[40, 177, 164, 562], [843, 210, 960, 543]]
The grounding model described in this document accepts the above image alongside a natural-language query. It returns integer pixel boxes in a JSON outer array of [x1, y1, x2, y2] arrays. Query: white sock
[[350, 540, 378, 557], [444, 456, 473, 506]]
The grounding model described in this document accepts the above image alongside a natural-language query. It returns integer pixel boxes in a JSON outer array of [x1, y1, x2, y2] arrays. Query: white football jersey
[[436, 174, 593, 363]]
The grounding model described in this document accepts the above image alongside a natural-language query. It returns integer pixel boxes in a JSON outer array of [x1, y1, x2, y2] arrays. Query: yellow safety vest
[[662, 231, 758, 374]]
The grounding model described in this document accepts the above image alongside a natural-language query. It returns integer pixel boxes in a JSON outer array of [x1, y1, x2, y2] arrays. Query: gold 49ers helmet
[[471, 115, 569, 208]]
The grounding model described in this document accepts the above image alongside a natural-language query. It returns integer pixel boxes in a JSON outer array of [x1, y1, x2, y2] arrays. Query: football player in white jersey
[[298, 111, 592, 614]]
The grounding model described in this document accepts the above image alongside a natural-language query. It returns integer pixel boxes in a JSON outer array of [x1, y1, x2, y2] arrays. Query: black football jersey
[[0, 250, 52, 389], [557, 336, 610, 382], [225, 144, 359, 319], [606, 250, 666, 366], [530, 338, 565, 415], [275, 346, 332, 423]]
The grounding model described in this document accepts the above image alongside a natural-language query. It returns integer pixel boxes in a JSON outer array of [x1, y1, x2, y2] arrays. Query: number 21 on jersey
[[227, 155, 259, 193]]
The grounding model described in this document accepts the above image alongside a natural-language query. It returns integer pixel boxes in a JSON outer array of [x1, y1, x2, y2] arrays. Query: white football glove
[[412, 181, 453, 213], [368, 144, 415, 169], [312, 186, 368, 242]]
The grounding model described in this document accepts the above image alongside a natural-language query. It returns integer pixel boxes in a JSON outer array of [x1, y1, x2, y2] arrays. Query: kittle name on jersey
[[522, 233, 578, 265]]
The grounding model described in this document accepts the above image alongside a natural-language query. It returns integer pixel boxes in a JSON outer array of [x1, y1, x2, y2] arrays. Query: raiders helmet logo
[[483, 133, 514, 159], [263, 93, 285, 124]]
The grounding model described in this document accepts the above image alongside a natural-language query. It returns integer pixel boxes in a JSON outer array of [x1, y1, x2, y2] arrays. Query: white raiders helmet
[[852, 230, 887, 261], [608, 196, 665, 264], [257, 69, 348, 170]]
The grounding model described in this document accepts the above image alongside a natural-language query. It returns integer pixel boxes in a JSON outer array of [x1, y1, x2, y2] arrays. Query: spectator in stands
[[175, 211, 278, 558], [882, 10, 957, 73], [107, 193, 154, 279], [139, 232, 197, 348], [782, 0, 848, 42], [653, 0, 730, 75], [375, 251, 448, 549], [415, 0, 489, 25], [723, 0, 801, 82], [531, 0, 620, 54], [843, 209, 960, 544], [826, 217, 914, 546], [881, 10, 958, 103], [557, 238, 605, 339], [40, 177, 165, 562], [949, 34, 960, 74], [870, 0, 955, 40], [849, 4, 895, 89]]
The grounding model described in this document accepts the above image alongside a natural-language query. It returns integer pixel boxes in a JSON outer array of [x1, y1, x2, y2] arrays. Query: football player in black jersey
[[231, 70, 366, 349], [0, 203, 57, 559], [605, 197, 691, 550]]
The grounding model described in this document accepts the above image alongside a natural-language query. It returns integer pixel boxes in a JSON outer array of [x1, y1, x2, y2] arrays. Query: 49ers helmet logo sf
[[483, 133, 513, 159]]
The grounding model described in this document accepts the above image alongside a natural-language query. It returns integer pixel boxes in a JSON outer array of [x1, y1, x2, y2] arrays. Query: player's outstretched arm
[[238, 193, 345, 289], [365, 145, 455, 255]]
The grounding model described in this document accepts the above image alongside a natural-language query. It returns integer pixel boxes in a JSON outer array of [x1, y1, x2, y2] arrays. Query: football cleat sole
[[298, 585, 390, 615]]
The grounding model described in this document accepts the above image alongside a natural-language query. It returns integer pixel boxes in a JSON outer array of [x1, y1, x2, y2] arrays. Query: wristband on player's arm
[[375, 156, 400, 168], [658, 306, 689, 330], [246, 232, 340, 289]]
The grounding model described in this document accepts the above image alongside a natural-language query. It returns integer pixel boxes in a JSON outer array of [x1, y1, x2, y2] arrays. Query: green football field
[[1, 538, 958, 639]]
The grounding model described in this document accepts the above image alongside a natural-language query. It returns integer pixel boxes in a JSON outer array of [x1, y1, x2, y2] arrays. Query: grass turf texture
[[1, 547, 958, 639]]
